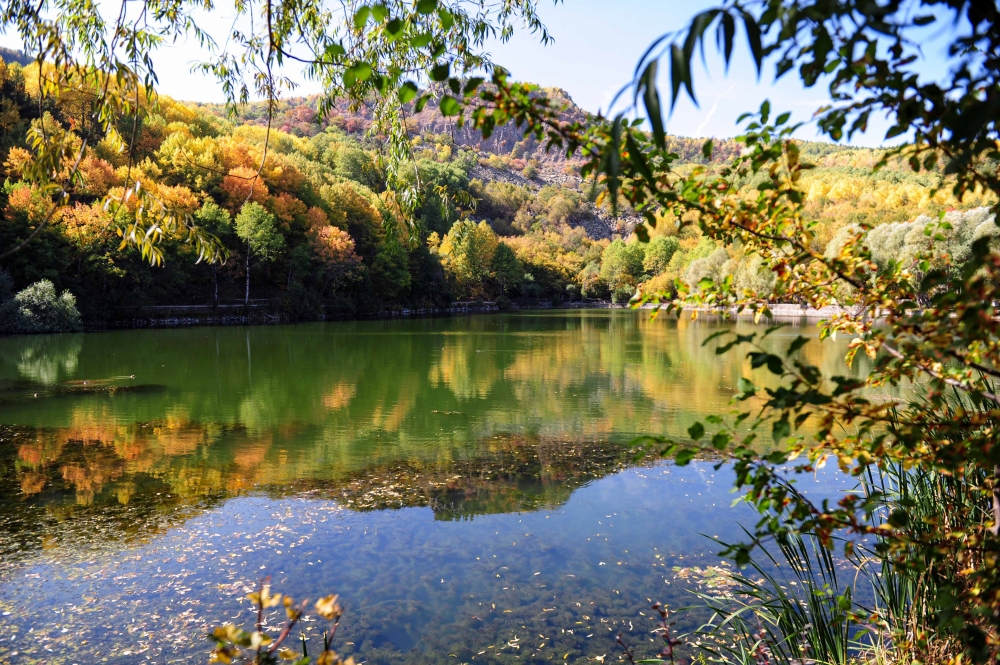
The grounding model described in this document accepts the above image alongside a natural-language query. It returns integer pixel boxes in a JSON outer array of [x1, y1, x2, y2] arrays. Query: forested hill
[[194, 90, 749, 167], [0, 51, 994, 331], [0, 47, 31, 67]]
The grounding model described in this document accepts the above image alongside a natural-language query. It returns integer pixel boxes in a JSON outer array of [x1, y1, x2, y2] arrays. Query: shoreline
[[82, 300, 614, 331], [2, 301, 859, 335]]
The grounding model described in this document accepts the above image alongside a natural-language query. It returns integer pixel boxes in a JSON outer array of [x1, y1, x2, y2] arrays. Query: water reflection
[[0, 333, 82, 386], [0, 422, 640, 563], [0, 312, 869, 664]]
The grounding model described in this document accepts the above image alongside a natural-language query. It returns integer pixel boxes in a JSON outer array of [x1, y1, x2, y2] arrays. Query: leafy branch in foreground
[[444, 0, 1000, 660], [0, 0, 555, 258], [208, 577, 348, 665]]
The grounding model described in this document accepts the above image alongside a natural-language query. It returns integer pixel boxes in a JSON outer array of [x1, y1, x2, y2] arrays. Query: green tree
[[369, 239, 411, 306], [599, 239, 645, 291], [642, 236, 680, 275], [439, 220, 499, 297], [490, 242, 521, 296], [235, 202, 284, 305], [195, 200, 232, 306]]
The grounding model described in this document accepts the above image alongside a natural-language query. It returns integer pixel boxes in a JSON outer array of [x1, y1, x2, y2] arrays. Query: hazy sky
[[0, 0, 955, 145]]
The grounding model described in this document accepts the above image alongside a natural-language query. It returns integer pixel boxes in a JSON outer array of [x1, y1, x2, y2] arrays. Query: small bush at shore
[[0, 280, 82, 334]]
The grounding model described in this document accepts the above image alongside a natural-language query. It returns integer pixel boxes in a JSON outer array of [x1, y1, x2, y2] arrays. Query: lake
[[0, 310, 862, 664]]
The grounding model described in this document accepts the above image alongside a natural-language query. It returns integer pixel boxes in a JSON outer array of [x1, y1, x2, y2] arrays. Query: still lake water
[[0, 311, 860, 664]]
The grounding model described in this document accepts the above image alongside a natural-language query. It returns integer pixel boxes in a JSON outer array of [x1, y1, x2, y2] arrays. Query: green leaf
[[324, 42, 346, 61], [764, 450, 788, 464], [385, 18, 404, 37], [711, 431, 730, 450], [416, 0, 437, 14], [741, 12, 763, 73], [439, 95, 461, 115], [885, 124, 907, 139], [675, 448, 697, 466], [410, 32, 432, 48], [771, 416, 790, 441], [370, 4, 388, 22], [669, 43, 693, 107], [787, 335, 809, 355], [737, 377, 755, 394], [720, 12, 735, 66], [639, 60, 665, 149], [775, 111, 790, 125], [415, 93, 432, 112], [430, 62, 450, 81], [398, 80, 418, 103], [762, 323, 786, 337], [760, 100, 770, 124], [348, 62, 372, 83], [702, 139, 713, 160], [462, 77, 484, 96], [688, 422, 705, 441], [438, 7, 454, 30], [887, 508, 910, 527], [353, 5, 371, 30]]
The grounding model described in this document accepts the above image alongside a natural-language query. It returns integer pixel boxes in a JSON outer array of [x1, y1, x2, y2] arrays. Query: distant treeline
[[0, 53, 994, 330]]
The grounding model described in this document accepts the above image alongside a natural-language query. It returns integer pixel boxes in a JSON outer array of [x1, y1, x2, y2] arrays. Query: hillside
[[0, 49, 994, 329]]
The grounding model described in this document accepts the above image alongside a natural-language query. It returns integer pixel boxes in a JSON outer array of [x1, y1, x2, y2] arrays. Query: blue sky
[[1, 0, 956, 145], [488, 0, 837, 141]]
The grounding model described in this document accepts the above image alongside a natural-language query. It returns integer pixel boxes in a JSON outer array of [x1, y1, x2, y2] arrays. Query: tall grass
[[694, 528, 857, 665], [690, 378, 998, 665], [694, 460, 991, 665]]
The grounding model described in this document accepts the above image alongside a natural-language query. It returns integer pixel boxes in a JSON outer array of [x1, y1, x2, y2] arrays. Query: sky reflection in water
[[0, 311, 863, 664]]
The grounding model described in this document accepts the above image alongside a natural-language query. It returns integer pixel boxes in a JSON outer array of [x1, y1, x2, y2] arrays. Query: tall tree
[[234, 202, 284, 305], [438, 220, 499, 297], [194, 201, 233, 307], [490, 242, 521, 297]]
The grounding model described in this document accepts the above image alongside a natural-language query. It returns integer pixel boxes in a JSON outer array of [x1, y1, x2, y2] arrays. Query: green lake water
[[0, 310, 861, 664]]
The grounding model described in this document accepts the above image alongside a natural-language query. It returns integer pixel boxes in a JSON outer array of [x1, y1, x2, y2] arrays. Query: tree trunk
[[992, 465, 1000, 536], [245, 244, 250, 306]]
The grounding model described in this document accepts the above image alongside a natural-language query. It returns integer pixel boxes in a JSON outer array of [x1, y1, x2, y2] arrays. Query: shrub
[[521, 164, 538, 179], [0, 280, 82, 333], [611, 285, 634, 304]]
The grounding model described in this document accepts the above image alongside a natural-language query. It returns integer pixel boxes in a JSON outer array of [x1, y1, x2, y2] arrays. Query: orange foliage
[[269, 191, 307, 225], [105, 182, 200, 219], [306, 206, 329, 229], [3, 146, 31, 177], [261, 153, 305, 192], [215, 140, 304, 191], [309, 225, 361, 276], [4, 184, 56, 224], [61, 202, 109, 247], [154, 183, 201, 214], [76, 155, 119, 197], [222, 166, 270, 211], [217, 138, 257, 172]]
